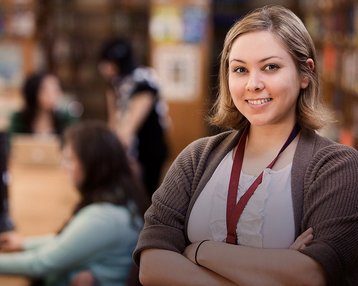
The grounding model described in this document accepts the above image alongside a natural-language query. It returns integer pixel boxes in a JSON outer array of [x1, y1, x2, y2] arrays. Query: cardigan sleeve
[[299, 144, 358, 286], [132, 145, 196, 265], [0, 204, 128, 277], [132, 131, 238, 266]]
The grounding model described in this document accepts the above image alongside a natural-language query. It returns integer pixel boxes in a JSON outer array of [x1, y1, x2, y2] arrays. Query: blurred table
[[0, 160, 79, 285]]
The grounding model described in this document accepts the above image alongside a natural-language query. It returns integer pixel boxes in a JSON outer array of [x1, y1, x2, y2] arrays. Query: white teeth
[[247, 98, 272, 105]]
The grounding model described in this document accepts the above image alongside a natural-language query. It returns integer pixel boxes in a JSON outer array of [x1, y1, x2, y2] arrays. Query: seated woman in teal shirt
[[0, 120, 147, 286]]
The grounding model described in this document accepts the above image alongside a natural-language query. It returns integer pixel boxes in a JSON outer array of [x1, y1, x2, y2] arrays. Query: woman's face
[[62, 143, 84, 188], [38, 75, 61, 111], [228, 31, 309, 128], [98, 61, 119, 81]]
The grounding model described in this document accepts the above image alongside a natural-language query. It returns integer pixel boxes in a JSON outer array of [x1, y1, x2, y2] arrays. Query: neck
[[246, 121, 297, 153], [241, 121, 299, 176], [37, 108, 52, 116], [33, 109, 54, 134]]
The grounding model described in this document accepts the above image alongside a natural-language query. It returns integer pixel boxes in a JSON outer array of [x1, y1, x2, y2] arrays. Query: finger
[[295, 228, 313, 244], [299, 228, 314, 244], [290, 228, 314, 250], [297, 227, 313, 239], [300, 233, 313, 245]]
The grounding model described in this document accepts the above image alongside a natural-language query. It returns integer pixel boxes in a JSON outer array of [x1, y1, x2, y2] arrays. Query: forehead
[[41, 75, 59, 86], [229, 31, 291, 61]]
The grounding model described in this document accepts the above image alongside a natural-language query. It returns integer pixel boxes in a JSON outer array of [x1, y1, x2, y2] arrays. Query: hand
[[70, 270, 97, 286], [116, 128, 134, 150], [290, 227, 313, 250], [0, 231, 24, 252]]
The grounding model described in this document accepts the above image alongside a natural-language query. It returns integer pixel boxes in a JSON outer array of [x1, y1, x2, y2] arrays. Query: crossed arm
[[139, 228, 325, 286]]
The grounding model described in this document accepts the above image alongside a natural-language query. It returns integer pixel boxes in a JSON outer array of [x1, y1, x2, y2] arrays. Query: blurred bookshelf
[[0, 0, 37, 130], [301, 0, 358, 148], [37, 0, 150, 120]]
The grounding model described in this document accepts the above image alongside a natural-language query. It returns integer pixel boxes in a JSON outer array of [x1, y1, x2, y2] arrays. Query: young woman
[[9, 71, 78, 135], [0, 120, 146, 285], [134, 6, 358, 286]]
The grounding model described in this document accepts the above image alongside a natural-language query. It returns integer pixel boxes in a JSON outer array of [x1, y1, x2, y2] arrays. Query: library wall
[[0, 0, 36, 130], [1, 0, 211, 161], [37, 0, 150, 121], [149, 0, 211, 159], [301, 0, 358, 148]]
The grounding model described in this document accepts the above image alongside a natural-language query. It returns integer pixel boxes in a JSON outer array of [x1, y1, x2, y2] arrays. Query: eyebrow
[[229, 56, 283, 64]]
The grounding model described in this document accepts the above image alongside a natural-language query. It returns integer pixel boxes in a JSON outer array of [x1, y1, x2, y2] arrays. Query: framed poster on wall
[[0, 42, 23, 88], [152, 44, 201, 101]]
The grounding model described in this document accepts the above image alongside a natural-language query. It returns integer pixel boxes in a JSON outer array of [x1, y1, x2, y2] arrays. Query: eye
[[233, 66, 247, 74], [264, 64, 279, 71]]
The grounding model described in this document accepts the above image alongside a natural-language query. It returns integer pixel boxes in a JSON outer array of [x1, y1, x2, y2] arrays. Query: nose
[[246, 72, 264, 92]]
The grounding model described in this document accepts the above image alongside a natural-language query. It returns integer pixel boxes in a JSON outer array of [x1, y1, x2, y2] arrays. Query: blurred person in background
[[0, 132, 14, 233], [98, 38, 169, 198], [9, 71, 79, 136], [0, 120, 147, 286]]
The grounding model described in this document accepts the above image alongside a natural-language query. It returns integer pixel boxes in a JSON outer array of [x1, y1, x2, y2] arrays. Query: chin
[[247, 120, 271, 127]]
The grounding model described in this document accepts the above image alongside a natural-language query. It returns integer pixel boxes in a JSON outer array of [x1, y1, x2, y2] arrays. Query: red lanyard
[[226, 124, 301, 244]]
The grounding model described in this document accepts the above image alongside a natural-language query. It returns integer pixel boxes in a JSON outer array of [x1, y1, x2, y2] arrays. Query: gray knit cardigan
[[134, 128, 358, 286]]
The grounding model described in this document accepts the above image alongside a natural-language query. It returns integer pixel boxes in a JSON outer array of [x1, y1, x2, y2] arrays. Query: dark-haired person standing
[[98, 38, 168, 198]]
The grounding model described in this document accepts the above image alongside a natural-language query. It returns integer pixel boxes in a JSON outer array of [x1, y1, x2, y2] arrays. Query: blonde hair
[[210, 5, 331, 130]]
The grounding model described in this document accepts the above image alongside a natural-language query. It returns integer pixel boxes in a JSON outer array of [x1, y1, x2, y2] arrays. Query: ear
[[300, 58, 315, 89]]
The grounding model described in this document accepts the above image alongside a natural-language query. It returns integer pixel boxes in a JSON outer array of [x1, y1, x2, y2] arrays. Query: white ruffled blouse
[[187, 150, 295, 248]]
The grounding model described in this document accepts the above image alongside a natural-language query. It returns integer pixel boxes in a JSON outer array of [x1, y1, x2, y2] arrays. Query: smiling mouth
[[246, 98, 272, 105]]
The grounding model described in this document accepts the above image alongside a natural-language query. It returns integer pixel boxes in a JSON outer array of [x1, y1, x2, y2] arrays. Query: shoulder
[[298, 130, 358, 183], [311, 142, 358, 173], [54, 108, 79, 123], [133, 67, 158, 84], [9, 111, 27, 133], [76, 203, 130, 224], [78, 203, 127, 215], [130, 67, 160, 95], [307, 130, 358, 163], [10, 111, 25, 124], [180, 130, 239, 157], [296, 129, 357, 164], [11, 111, 23, 119], [163, 130, 239, 186]]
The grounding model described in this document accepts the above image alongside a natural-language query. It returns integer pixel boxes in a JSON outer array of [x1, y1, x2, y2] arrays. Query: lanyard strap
[[226, 123, 301, 244]]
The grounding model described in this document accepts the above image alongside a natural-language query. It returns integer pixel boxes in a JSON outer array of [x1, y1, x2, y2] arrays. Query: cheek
[[268, 74, 300, 98], [38, 92, 57, 109], [73, 164, 84, 187], [282, 78, 301, 102], [64, 161, 83, 187], [228, 76, 246, 105], [99, 63, 117, 79]]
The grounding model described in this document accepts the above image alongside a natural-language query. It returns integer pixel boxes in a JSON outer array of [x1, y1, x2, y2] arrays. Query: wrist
[[195, 240, 209, 267]]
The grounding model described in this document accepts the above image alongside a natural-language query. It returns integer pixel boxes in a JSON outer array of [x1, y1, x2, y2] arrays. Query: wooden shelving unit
[[301, 0, 358, 148], [0, 0, 37, 130], [149, 0, 212, 159], [37, 0, 150, 120]]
